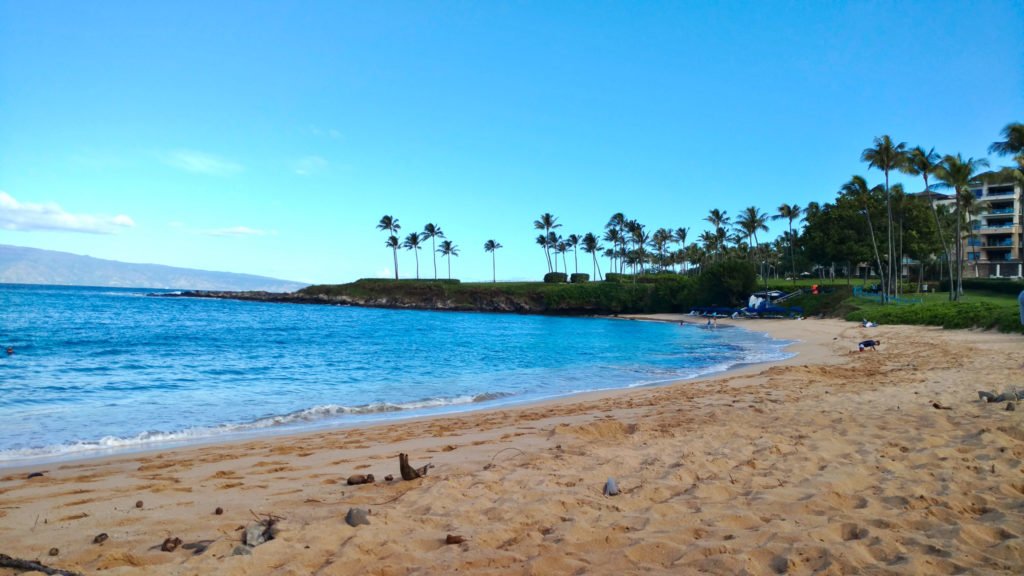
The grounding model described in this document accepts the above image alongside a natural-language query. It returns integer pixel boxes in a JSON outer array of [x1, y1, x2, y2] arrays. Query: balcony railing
[[984, 207, 1015, 215], [984, 239, 1015, 247]]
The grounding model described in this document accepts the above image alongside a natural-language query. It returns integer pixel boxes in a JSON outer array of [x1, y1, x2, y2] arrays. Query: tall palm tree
[[771, 204, 802, 286], [548, 232, 562, 272], [377, 215, 401, 279], [606, 213, 627, 272], [651, 228, 672, 271], [736, 206, 769, 261], [704, 209, 730, 261], [402, 232, 424, 279], [989, 122, 1024, 157], [581, 232, 603, 280], [533, 213, 560, 272], [840, 176, 885, 293], [672, 227, 688, 273], [861, 135, 908, 300], [483, 239, 502, 283], [422, 223, 445, 280], [437, 240, 459, 280], [989, 122, 1024, 183], [384, 235, 401, 278], [933, 154, 989, 299], [629, 223, 650, 275], [602, 228, 623, 273], [567, 234, 581, 274], [904, 146, 953, 299], [535, 234, 550, 273]]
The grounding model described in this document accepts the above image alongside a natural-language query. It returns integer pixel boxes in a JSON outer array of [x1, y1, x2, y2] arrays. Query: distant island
[[0, 244, 308, 292]]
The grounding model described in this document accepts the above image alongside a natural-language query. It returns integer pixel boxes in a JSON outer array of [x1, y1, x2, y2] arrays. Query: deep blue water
[[0, 284, 793, 464]]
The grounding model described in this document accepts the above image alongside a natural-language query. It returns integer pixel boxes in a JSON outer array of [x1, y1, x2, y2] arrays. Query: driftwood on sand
[[0, 553, 84, 576], [399, 453, 433, 481]]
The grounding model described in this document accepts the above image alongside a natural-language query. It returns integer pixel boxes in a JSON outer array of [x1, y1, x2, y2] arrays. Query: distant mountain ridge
[[0, 244, 308, 292]]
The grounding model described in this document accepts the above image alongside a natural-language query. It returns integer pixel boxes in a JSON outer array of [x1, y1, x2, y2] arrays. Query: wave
[[0, 391, 516, 464]]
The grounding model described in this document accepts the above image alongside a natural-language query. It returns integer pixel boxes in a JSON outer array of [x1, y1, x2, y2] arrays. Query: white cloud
[[205, 226, 274, 237], [163, 149, 242, 175], [0, 191, 135, 234], [294, 155, 328, 176]]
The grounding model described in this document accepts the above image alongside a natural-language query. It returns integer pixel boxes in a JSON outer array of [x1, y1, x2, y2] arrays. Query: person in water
[[858, 339, 879, 352], [4, 346, 12, 356]]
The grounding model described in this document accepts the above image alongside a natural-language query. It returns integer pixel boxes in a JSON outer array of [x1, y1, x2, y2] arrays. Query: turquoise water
[[0, 284, 793, 464]]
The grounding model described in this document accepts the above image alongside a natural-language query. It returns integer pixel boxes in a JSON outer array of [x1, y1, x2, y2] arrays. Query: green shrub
[[961, 278, 1024, 296], [570, 273, 589, 284], [845, 301, 1024, 333], [544, 272, 568, 283], [695, 260, 757, 307], [604, 273, 628, 283]]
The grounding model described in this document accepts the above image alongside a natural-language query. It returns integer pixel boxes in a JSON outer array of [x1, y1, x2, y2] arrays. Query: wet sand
[[2, 317, 1023, 575]]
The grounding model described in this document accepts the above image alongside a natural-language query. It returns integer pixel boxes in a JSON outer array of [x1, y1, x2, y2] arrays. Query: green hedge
[[544, 272, 568, 283], [570, 273, 589, 284], [846, 301, 1024, 333], [960, 278, 1024, 296]]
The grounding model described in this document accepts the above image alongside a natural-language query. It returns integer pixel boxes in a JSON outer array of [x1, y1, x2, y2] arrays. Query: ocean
[[0, 284, 793, 465]]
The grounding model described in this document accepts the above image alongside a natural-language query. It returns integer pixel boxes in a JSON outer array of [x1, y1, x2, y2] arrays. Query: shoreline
[[3, 318, 1023, 574], [0, 315, 796, 471]]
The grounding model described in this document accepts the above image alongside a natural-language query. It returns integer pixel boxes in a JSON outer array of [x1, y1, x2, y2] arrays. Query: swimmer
[[4, 346, 11, 356]]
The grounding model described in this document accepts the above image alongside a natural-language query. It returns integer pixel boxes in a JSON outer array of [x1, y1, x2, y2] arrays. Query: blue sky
[[1, 1, 1021, 285]]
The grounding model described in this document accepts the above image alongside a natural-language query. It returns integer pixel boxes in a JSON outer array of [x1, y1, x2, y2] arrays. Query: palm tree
[[422, 223, 445, 280], [602, 228, 623, 273], [629, 223, 650, 274], [861, 135, 908, 300], [581, 232, 603, 280], [651, 228, 672, 271], [533, 213, 560, 272], [672, 227, 688, 273], [384, 235, 401, 278], [736, 206, 769, 260], [904, 146, 953, 299], [402, 232, 424, 279], [989, 122, 1024, 183], [483, 239, 502, 283], [704, 209, 730, 261], [840, 176, 885, 294], [567, 234, 581, 274], [606, 213, 627, 272], [535, 234, 550, 273], [771, 204, 802, 286], [933, 154, 989, 299], [437, 240, 459, 280], [377, 215, 401, 279], [989, 122, 1024, 157]]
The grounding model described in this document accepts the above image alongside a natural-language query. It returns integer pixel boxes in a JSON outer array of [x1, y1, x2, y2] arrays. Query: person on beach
[[858, 339, 879, 352]]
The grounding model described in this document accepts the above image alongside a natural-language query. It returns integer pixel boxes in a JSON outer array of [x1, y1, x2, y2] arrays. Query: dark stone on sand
[[48, 548, 59, 556], [345, 507, 370, 527], [27, 472, 44, 479], [231, 545, 252, 556], [1006, 402, 1016, 412], [135, 500, 144, 509], [161, 537, 182, 552], [215, 507, 224, 515], [347, 474, 375, 485], [446, 534, 466, 545], [243, 524, 271, 547], [384, 474, 394, 482], [93, 533, 108, 544]]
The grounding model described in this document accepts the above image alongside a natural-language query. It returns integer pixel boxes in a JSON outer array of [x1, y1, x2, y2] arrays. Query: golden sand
[[2, 317, 1023, 575]]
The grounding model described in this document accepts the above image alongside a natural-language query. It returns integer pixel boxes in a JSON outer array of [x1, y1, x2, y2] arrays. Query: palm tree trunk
[[884, 170, 893, 304], [447, 256, 451, 280], [492, 253, 496, 283], [574, 248, 578, 274], [595, 254, 602, 281], [392, 247, 399, 280], [414, 251, 420, 279], [865, 210, 885, 296], [432, 238, 438, 280]]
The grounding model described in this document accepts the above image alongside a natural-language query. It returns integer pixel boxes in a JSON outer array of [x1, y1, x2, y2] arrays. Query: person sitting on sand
[[858, 339, 879, 352], [978, 390, 1023, 403], [861, 319, 877, 328]]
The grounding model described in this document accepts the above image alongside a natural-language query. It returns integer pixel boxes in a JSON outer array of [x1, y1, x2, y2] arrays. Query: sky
[[1, 1, 1022, 285]]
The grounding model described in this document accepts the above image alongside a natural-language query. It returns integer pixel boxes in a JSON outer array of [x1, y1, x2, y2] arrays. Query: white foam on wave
[[0, 391, 515, 464]]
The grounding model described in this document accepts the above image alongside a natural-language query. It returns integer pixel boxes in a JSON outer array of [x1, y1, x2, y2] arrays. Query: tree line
[[375, 121, 1021, 300]]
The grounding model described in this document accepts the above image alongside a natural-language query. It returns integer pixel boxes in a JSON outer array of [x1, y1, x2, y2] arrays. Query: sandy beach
[[2, 317, 1023, 575]]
